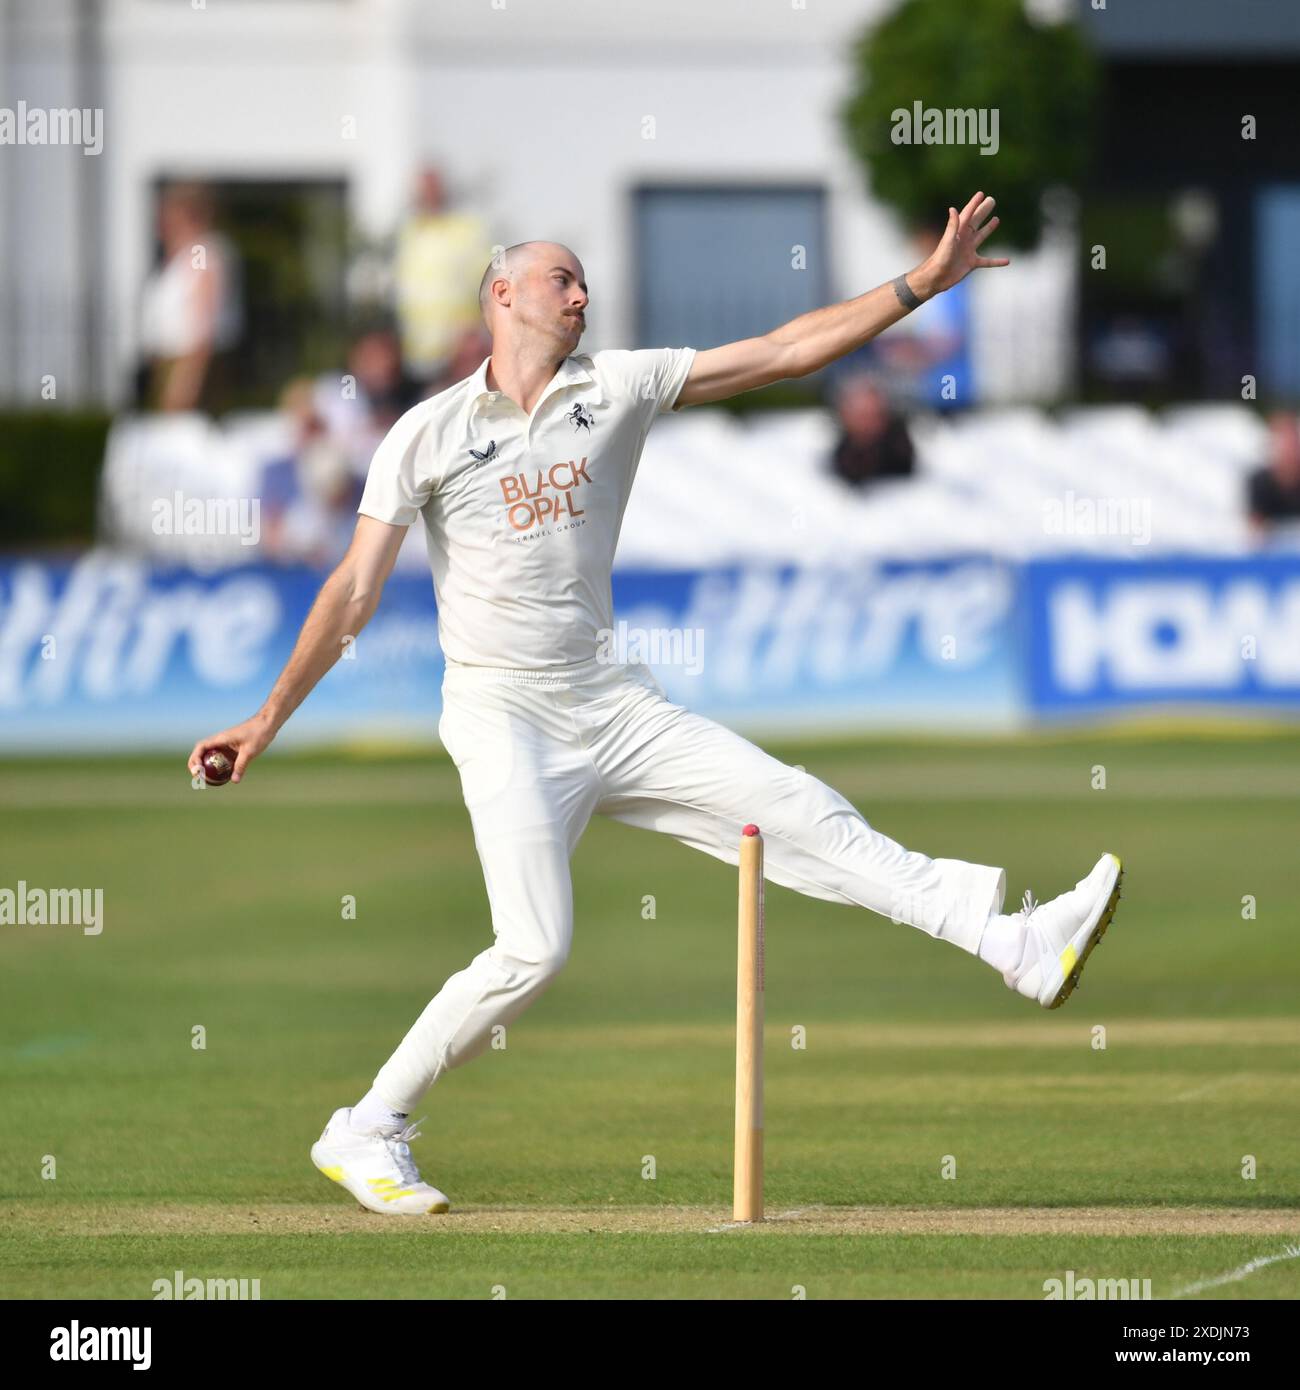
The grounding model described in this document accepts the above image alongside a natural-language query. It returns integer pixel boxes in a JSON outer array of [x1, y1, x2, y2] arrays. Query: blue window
[[633, 185, 829, 349], [1256, 185, 1300, 401]]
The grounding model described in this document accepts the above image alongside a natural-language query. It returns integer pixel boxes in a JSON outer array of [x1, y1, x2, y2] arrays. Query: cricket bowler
[[188, 192, 1123, 1215]]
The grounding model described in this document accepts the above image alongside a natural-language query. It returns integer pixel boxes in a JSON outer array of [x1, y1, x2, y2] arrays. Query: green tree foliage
[[0, 411, 111, 547], [840, 0, 1097, 250]]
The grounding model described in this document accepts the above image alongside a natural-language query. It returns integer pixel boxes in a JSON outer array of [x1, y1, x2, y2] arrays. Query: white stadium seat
[[97, 402, 1271, 569]]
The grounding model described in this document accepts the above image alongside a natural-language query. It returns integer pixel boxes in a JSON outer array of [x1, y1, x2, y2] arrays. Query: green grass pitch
[[1, 731, 1298, 1299]]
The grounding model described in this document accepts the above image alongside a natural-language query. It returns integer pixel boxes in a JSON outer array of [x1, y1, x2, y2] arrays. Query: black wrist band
[[892, 273, 924, 311]]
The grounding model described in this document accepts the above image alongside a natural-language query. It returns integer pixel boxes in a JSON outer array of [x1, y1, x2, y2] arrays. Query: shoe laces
[[1000, 889, 1042, 988], [382, 1117, 426, 1187]]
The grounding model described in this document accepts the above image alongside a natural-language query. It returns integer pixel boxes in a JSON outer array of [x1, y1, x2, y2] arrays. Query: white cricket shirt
[[357, 346, 696, 668]]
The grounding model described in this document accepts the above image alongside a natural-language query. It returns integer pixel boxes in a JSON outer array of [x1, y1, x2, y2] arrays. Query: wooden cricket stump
[[734, 824, 765, 1222]]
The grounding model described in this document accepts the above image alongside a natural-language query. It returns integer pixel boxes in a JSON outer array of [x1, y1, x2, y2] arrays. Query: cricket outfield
[[2, 732, 1297, 1299]]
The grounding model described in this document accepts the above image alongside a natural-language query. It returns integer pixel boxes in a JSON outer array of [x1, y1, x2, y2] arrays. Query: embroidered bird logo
[[469, 440, 498, 465]]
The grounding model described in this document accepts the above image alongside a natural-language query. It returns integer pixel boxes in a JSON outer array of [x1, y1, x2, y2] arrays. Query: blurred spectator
[[136, 182, 243, 413], [828, 375, 914, 488], [1247, 411, 1300, 537], [260, 378, 356, 566], [1088, 314, 1174, 388], [429, 324, 493, 394], [394, 167, 493, 385], [313, 326, 424, 481], [838, 222, 972, 412]]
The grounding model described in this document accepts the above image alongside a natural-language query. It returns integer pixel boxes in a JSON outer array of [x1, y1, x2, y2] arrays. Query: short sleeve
[[596, 347, 697, 419], [645, 346, 696, 414], [357, 401, 437, 527]]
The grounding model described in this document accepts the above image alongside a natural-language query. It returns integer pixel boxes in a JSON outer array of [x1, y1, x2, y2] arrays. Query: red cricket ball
[[200, 745, 237, 787]]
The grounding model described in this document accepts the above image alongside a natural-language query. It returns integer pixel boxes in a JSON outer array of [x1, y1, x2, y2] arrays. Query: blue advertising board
[[611, 560, 1019, 730], [4, 551, 1298, 751], [0, 553, 1020, 750], [1021, 556, 1300, 715]]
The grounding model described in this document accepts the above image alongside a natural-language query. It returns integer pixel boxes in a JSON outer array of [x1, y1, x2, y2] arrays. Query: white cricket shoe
[[1004, 853, 1123, 1009], [311, 1108, 451, 1215]]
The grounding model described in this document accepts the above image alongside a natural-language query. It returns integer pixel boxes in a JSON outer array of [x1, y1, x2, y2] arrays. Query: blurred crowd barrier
[[3, 397, 1297, 752], [2, 549, 1298, 752]]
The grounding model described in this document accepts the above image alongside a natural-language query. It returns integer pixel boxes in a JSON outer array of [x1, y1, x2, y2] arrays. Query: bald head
[[479, 241, 585, 322], [477, 241, 589, 356]]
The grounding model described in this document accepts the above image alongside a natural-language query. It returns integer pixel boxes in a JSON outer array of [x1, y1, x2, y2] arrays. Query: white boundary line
[[1170, 1244, 1300, 1298]]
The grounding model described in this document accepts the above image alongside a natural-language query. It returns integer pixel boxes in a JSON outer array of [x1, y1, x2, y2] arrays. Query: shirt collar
[[469, 354, 594, 412]]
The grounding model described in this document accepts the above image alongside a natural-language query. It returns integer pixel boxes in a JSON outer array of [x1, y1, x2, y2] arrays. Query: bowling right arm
[[186, 515, 409, 783]]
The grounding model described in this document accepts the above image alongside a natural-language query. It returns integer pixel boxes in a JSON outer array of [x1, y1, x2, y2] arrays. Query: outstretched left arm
[[674, 191, 1008, 409]]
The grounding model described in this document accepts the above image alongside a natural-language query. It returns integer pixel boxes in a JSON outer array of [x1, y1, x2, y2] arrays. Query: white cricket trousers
[[372, 656, 1006, 1113]]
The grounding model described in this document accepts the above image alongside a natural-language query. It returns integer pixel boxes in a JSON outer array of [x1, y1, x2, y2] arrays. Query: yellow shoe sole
[[315, 1156, 451, 1215], [1047, 854, 1123, 1010]]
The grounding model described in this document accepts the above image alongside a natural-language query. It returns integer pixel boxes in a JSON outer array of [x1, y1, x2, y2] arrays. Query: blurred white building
[[0, 0, 1075, 408]]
